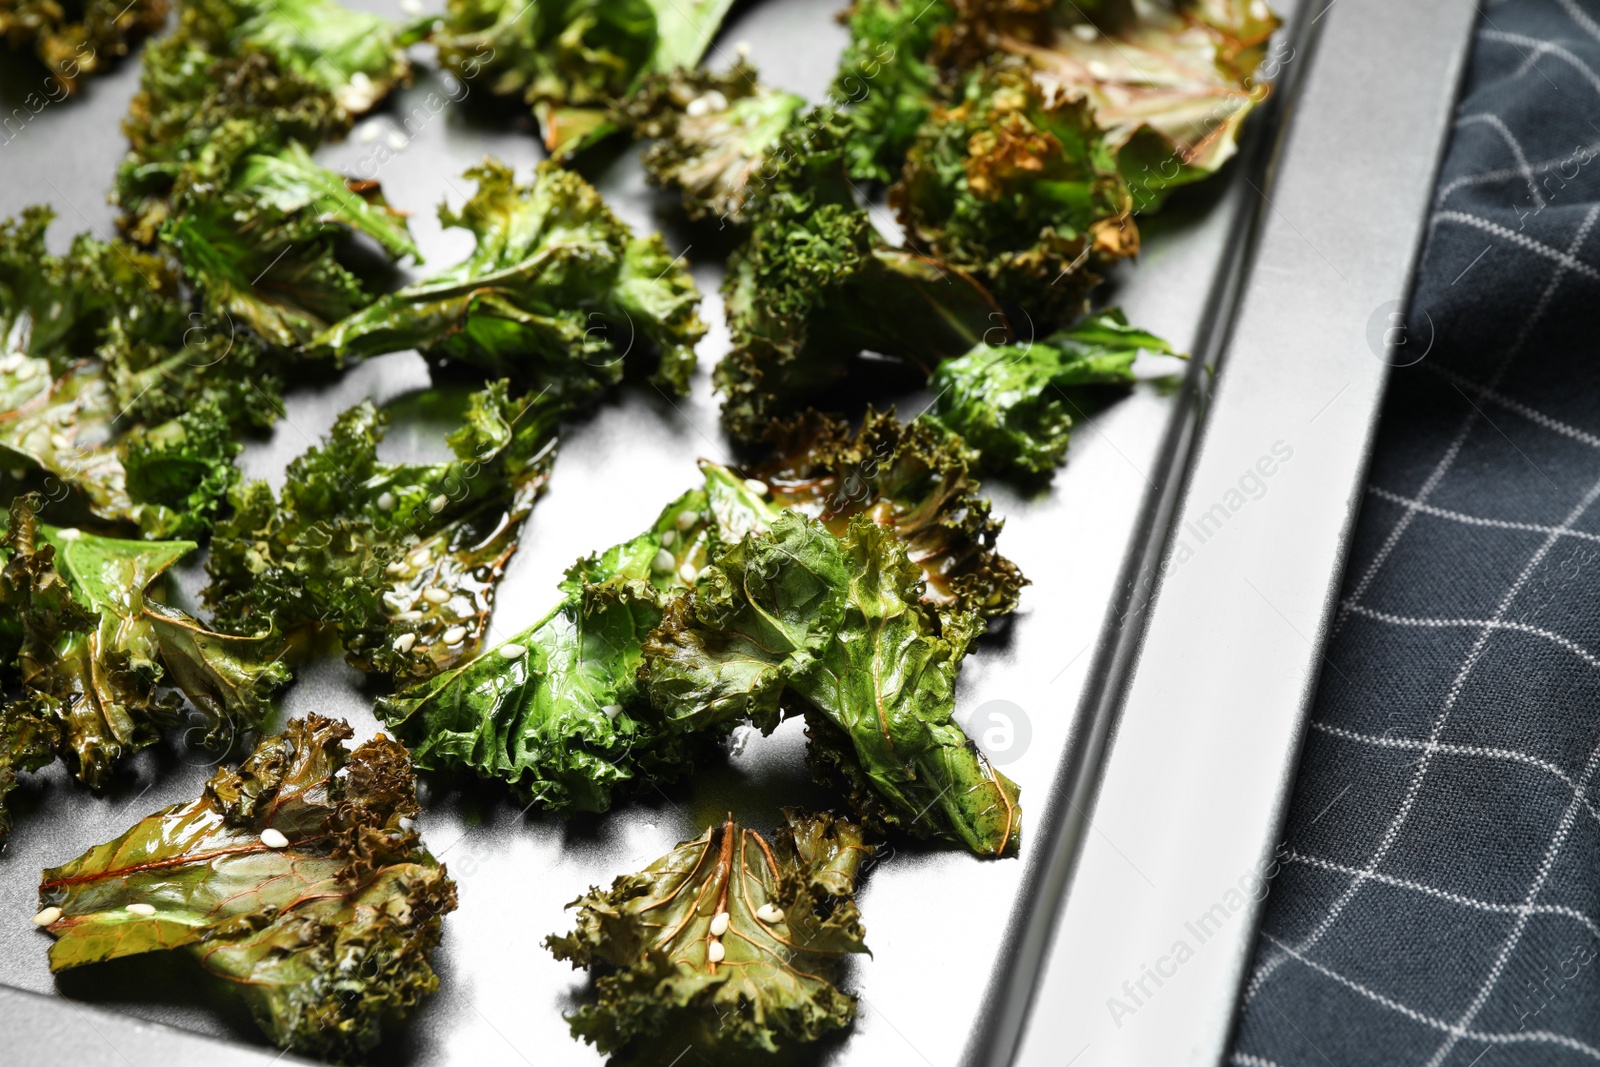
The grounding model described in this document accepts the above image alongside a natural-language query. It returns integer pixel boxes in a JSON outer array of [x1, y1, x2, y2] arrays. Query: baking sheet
[[0, 2, 1295, 1063]]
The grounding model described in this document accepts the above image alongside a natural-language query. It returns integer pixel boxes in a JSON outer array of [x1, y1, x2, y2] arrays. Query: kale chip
[[891, 63, 1138, 327], [0, 495, 290, 844], [547, 810, 870, 1059], [717, 110, 1002, 442], [643, 511, 1022, 856], [433, 0, 738, 156], [618, 62, 806, 225], [36, 714, 457, 1062], [312, 159, 703, 398], [205, 381, 561, 684], [928, 307, 1175, 474]]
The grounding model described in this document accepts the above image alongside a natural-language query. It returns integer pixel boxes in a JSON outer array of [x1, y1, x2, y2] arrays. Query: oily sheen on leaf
[[0, 497, 289, 844], [205, 381, 559, 683], [376, 472, 780, 812], [36, 714, 457, 1062], [750, 407, 1027, 618], [928, 307, 1176, 474], [643, 511, 1022, 857]]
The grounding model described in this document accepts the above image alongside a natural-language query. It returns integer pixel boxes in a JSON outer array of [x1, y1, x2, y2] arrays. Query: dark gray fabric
[[1227, 2, 1600, 1065]]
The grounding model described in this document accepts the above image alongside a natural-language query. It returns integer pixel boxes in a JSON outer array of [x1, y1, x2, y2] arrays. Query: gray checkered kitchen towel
[[1227, 1, 1600, 1065]]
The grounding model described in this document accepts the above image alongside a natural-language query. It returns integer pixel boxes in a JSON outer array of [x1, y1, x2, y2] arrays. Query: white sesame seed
[[659, 529, 675, 547], [497, 643, 526, 659], [685, 96, 711, 118], [428, 494, 448, 514], [394, 610, 423, 622], [756, 903, 784, 923], [675, 509, 698, 530], [735, 40, 752, 58], [653, 548, 676, 573], [393, 632, 417, 653], [706, 939, 726, 962], [385, 129, 410, 151], [441, 626, 467, 645], [601, 704, 622, 720], [14, 361, 36, 381], [260, 828, 289, 849], [744, 478, 768, 495], [49, 433, 69, 451], [678, 562, 699, 584], [410, 550, 431, 568], [32, 906, 60, 926], [1071, 23, 1097, 40], [55, 527, 80, 541], [422, 587, 450, 604], [1087, 59, 1111, 79], [385, 561, 406, 576], [357, 122, 380, 143], [709, 911, 730, 936], [376, 491, 396, 511], [125, 903, 156, 916]]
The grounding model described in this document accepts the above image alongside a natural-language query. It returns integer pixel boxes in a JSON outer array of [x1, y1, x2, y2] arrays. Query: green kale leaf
[[119, 49, 341, 243], [0, 694, 62, 845], [375, 470, 777, 813], [0, 208, 257, 538], [546, 810, 870, 1059], [642, 512, 843, 736], [230, 141, 421, 263], [832, 0, 956, 183], [163, 194, 382, 352], [793, 520, 1018, 855], [230, 0, 416, 112], [205, 380, 560, 684], [618, 62, 806, 225], [379, 576, 694, 814], [643, 511, 1022, 856], [120, 402, 244, 539], [160, 140, 420, 351], [717, 110, 1002, 442], [0, 0, 167, 91], [312, 159, 703, 397], [927, 307, 1175, 474], [434, 0, 738, 156], [379, 444, 1025, 821], [0, 207, 179, 381], [115, 0, 416, 242], [36, 714, 457, 1063], [890, 63, 1137, 328], [750, 407, 1026, 619], [0, 496, 291, 844]]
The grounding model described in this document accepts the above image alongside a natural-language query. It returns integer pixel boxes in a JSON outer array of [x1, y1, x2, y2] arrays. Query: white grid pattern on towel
[[1233, 5, 1600, 1062], [1242, 196, 1600, 1010]]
